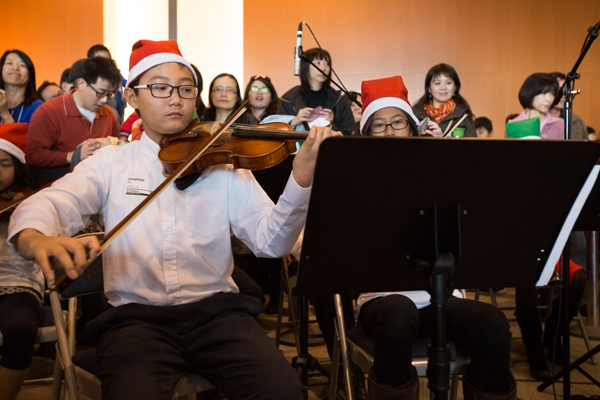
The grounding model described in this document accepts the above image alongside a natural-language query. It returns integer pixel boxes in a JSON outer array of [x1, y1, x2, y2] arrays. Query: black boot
[[526, 344, 551, 380], [367, 366, 419, 400]]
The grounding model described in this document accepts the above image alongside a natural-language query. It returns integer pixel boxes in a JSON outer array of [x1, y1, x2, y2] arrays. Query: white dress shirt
[[9, 133, 310, 307]]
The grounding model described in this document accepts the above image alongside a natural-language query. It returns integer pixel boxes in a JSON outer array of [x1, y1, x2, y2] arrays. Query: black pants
[[358, 295, 511, 393], [0, 292, 42, 370], [516, 269, 587, 350], [86, 292, 305, 400]]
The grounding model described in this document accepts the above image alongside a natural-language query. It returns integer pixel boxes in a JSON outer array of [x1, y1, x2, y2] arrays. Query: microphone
[[294, 22, 304, 76]]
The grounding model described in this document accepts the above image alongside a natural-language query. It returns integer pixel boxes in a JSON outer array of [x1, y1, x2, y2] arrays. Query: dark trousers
[[358, 295, 511, 393], [86, 292, 306, 400], [516, 269, 587, 350], [0, 292, 42, 370]]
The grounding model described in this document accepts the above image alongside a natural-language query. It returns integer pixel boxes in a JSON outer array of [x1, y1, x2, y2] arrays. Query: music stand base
[[571, 317, 600, 340]]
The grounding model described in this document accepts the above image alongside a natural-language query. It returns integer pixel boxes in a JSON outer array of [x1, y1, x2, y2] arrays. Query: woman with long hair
[[202, 73, 256, 125], [278, 48, 355, 135], [412, 63, 474, 137], [0, 50, 43, 124], [243, 75, 279, 122]]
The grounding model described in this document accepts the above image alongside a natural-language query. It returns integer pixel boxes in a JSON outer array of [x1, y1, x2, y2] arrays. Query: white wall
[[104, 0, 244, 110]]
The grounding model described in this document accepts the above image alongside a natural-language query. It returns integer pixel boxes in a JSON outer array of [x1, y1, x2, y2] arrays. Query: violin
[[0, 185, 34, 215], [50, 101, 308, 291], [158, 121, 308, 176]]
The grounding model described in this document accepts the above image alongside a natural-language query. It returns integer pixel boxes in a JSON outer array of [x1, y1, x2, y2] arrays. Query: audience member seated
[[357, 75, 515, 400], [60, 67, 73, 94], [0, 50, 43, 124], [278, 48, 355, 135], [474, 116, 494, 138], [243, 75, 279, 122], [26, 57, 120, 182], [0, 124, 43, 400], [202, 73, 257, 125], [412, 63, 475, 137], [549, 71, 587, 140], [506, 73, 563, 139], [37, 81, 63, 102], [87, 44, 127, 126]]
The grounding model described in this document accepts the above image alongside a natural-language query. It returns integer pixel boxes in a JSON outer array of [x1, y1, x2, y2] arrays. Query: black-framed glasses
[[86, 81, 115, 99], [133, 83, 199, 99], [250, 86, 270, 93], [369, 119, 409, 134]]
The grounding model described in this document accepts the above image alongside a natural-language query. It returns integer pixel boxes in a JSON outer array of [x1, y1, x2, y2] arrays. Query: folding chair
[[329, 294, 471, 400], [49, 247, 217, 400]]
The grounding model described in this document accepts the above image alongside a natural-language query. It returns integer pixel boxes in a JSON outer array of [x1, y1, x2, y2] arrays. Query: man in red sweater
[[26, 57, 120, 181]]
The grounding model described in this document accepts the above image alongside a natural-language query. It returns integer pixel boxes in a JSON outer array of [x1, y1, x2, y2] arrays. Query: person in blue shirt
[[0, 50, 43, 124]]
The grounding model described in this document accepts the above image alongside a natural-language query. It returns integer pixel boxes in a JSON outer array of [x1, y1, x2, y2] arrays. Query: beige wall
[[244, 0, 600, 136], [4, 0, 599, 134]]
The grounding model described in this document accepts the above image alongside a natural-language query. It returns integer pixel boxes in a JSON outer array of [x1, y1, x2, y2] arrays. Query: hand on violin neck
[[16, 228, 101, 282], [292, 125, 341, 188]]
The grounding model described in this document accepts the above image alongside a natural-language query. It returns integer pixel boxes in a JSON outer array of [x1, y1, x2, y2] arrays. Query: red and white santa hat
[[0, 123, 27, 164], [125, 39, 196, 88], [360, 75, 419, 135]]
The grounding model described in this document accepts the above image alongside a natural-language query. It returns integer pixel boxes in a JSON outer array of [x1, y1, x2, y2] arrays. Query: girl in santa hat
[[0, 123, 42, 400], [356, 76, 515, 400]]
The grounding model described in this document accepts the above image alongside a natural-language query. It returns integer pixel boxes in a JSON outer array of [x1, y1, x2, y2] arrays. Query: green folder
[[506, 118, 541, 139]]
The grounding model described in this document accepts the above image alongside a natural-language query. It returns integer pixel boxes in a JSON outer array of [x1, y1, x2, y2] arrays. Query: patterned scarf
[[424, 99, 456, 124]]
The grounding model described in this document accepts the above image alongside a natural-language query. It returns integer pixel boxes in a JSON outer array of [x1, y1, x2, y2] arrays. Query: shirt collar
[[139, 132, 161, 164]]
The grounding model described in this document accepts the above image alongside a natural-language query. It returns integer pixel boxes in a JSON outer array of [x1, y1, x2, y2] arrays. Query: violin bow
[[49, 101, 250, 292]]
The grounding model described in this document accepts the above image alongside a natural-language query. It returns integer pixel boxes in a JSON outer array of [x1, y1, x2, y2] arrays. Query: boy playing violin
[[8, 40, 337, 399]]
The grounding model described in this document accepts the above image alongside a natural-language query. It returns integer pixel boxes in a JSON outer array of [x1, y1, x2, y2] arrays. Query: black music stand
[[294, 137, 600, 399], [537, 175, 600, 394]]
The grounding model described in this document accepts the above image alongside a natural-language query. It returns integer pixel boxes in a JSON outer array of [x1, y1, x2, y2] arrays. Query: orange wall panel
[[2, 0, 104, 89], [244, 0, 600, 136]]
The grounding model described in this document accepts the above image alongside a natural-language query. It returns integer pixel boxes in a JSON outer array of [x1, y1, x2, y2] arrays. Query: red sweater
[[26, 92, 118, 168]]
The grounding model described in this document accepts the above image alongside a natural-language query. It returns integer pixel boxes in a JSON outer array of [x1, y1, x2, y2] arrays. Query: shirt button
[[166, 264, 172, 270], [166, 228, 172, 234], [171, 297, 177, 303]]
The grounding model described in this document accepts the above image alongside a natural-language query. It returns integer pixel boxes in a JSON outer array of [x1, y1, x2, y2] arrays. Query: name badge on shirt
[[126, 176, 151, 196]]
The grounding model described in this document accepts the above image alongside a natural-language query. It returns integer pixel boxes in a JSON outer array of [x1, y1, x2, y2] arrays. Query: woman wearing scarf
[[412, 63, 475, 137]]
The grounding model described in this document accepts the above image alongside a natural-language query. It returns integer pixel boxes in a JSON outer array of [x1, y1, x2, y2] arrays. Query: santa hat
[[0, 123, 27, 164], [360, 75, 419, 135], [125, 40, 196, 88]]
